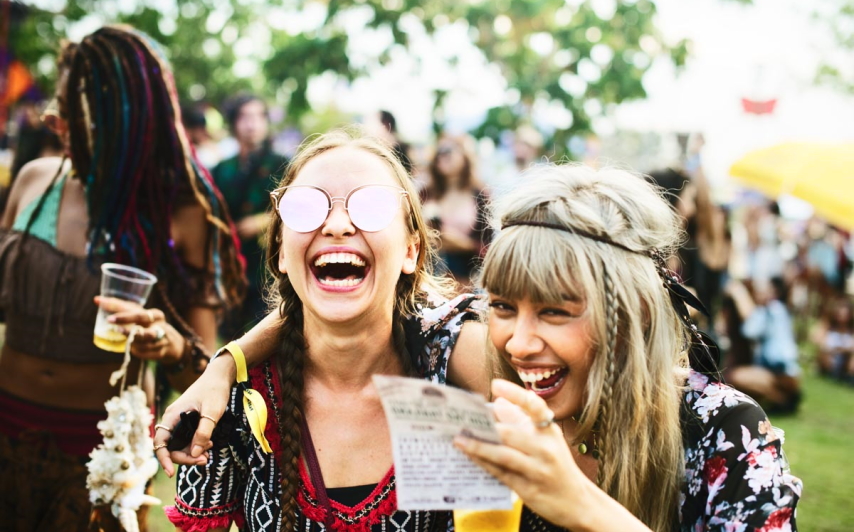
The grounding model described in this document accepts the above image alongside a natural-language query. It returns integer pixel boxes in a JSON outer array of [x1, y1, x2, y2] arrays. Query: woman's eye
[[541, 308, 572, 317], [489, 301, 514, 313]]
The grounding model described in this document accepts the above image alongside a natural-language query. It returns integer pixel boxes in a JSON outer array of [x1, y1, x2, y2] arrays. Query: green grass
[[770, 372, 854, 532]]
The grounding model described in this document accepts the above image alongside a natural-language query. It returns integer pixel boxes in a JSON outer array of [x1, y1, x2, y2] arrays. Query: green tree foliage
[[816, 1, 854, 92], [8, 0, 689, 155]]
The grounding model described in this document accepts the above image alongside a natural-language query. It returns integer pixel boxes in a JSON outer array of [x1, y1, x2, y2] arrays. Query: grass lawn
[[770, 371, 854, 532]]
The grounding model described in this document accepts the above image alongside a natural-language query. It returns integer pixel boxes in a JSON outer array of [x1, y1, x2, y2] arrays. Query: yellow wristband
[[221, 341, 272, 454]]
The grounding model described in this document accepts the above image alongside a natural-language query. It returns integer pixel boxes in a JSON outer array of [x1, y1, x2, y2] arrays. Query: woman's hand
[[95, 296, 184, 365], [152, 353, 236, 476], [453, 379, 596, 530]]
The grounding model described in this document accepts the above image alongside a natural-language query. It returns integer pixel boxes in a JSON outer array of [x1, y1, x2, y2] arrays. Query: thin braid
[[275, 282, 306, 530], [598, 265, 619, 488], [391, 306, 417, 377]]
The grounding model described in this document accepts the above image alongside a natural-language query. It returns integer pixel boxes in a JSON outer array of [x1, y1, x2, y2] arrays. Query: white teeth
[[318, 278, 363, 287], [517, 369, 563, 383], [314, 252, 366, 268]]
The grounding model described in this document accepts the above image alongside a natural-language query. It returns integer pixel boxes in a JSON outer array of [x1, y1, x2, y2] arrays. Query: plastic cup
[[93, 263, 157, 353], [453, 494, 523, 532]]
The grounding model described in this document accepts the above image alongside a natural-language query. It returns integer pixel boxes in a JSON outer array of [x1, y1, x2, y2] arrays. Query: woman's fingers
[[454, 433, 538, 479], [492, 396, 530, 425], [492, 379, 555, 427], [108, 308, 164, 326], [191, 412, 221, 458]]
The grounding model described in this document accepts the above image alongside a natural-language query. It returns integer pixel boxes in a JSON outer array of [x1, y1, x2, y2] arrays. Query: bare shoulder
[[171, 201, 210, 269], [1, 157, 68, 228], [448, 320, 490, 396]]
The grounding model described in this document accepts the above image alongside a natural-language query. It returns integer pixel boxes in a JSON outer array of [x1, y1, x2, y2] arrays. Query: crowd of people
[[4, 20, 854, 532]]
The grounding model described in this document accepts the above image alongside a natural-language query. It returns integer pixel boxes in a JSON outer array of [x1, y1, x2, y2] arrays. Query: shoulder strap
[[299, 415, 335, 528], [219, 341, 273, 453]]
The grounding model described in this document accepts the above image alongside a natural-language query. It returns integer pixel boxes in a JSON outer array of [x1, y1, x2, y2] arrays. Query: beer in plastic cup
[[93, 263, 157, 352], [453, 493, 523, 532]]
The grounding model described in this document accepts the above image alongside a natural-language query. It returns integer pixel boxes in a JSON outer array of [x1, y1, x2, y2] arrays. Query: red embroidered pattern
[[250, 361, 400, 531], [165, 498, 246, 531], [297, 460, 398, 532]]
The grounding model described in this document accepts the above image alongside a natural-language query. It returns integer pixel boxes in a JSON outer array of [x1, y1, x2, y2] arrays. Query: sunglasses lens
[[278, 187, 328, 232], [349, 187, 401, 232]]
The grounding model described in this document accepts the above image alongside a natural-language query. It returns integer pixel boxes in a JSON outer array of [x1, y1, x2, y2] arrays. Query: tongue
[[534, 369, 567, 390], [323, 274, 359, 281]]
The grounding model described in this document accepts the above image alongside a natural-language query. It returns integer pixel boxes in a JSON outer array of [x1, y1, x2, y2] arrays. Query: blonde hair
[[478, 163, 689, 531], [263, 127, 453, 528]]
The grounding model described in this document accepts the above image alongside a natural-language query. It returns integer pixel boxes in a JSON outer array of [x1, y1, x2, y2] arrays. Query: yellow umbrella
[[730, 142, 854, 230]]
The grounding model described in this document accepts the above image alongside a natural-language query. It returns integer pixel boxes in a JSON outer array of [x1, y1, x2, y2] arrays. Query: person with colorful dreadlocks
[[0, 25, 245, 531]]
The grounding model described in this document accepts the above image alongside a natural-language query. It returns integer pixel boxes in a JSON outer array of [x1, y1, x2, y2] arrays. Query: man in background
[[212, 93, 286, 339]]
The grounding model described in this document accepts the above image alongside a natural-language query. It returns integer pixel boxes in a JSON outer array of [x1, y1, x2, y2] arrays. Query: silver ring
[[154, 326, 165, 341], [535, 413, 555, 429]]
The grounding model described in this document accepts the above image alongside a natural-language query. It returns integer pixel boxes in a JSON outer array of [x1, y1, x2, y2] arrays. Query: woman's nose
[[322, 200, 355, 237], [504, 315, 544, 359]]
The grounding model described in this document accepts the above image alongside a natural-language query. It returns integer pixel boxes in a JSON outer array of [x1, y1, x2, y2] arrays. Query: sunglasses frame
[[269, 184, 410, 233]]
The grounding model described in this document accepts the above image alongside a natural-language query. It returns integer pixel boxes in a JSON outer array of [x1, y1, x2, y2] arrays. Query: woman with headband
[[455, 164, 801, 531], [0, 25, 244, 530]]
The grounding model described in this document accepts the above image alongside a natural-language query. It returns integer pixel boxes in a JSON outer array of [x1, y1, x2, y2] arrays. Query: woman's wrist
[[568, 480, 652, 532], [161, 332, 193, 372], [210, 347, 238, 382]]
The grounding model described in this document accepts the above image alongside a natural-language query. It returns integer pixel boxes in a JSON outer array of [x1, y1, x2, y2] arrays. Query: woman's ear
[[401, 237, 420, 275]]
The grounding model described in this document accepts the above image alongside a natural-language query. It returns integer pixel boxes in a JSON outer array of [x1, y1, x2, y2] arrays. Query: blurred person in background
[[0, 99, 64, 214], [513, 124, 544, 173], [485, 124, 545, 196], [744, 201, 785, 285], [0, 25, 245, 531], [804, 218, 845, 301], [212, 93, 286, 340], [646, 165, 730, 333], [422, 134, 490, 288], [367, 109, 413, 175], [181, 103, 222, 170], [813, 296, 854, 382], [726, 278, 802, 414]]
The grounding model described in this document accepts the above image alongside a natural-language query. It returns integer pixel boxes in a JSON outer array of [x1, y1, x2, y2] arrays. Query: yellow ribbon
[[222, 341, 272, 454]]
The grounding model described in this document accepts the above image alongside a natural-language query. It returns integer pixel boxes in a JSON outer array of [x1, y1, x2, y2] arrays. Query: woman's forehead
[[293, 146, 399, 191]]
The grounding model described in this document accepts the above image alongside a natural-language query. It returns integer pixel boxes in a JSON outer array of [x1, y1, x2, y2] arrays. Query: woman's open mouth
[[517, 367, 569, 397], [310, 252, 369, 289]]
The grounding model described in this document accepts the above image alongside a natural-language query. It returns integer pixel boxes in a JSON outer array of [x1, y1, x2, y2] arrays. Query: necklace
[[568, 416, 600, 459]]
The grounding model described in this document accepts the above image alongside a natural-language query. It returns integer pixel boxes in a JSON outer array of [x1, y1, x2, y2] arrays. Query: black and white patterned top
[[521, 370, 803, 532], [166, 294, 480, 532]]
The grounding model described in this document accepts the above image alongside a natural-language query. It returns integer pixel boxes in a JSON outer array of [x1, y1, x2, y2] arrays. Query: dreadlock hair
[[58, 25, 245, 312], [477, 164, 690, 532], [263, 127, 453, 528]]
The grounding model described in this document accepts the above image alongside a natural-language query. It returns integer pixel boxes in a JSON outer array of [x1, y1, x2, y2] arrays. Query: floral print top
[[166, 294, 480, 532], [679, 370, 802, 531], [522, 370, 802, 532]]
